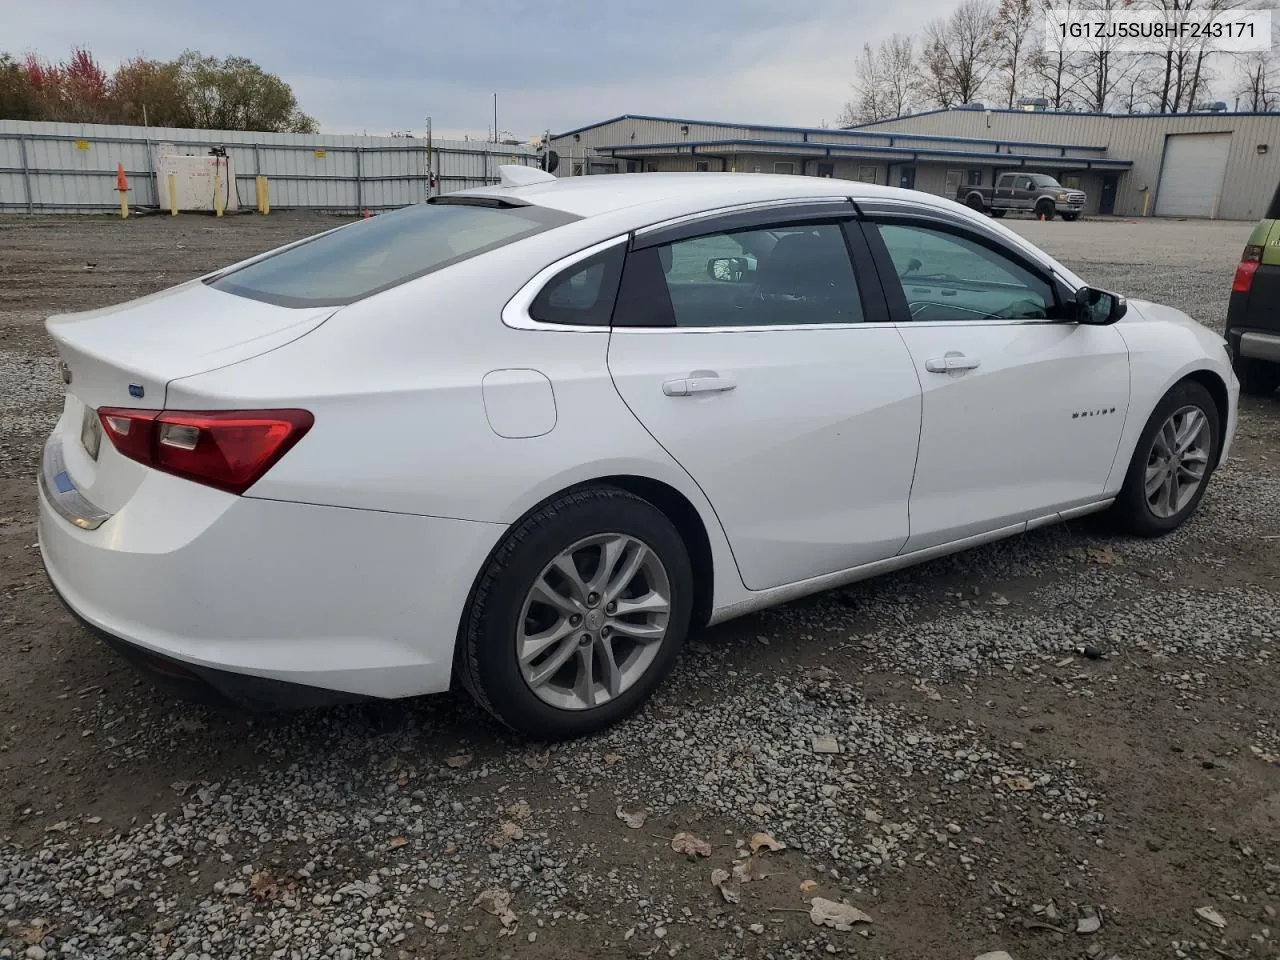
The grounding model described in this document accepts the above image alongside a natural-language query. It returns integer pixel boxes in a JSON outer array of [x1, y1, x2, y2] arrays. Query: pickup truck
[[956, 173, 1086, 221]]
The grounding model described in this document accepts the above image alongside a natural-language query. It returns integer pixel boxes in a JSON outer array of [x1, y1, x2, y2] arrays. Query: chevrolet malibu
[[38, 168, 1239, 738]]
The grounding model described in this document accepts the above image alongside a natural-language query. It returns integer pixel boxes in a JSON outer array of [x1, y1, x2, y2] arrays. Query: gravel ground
[[1, 212, 1279, 960]]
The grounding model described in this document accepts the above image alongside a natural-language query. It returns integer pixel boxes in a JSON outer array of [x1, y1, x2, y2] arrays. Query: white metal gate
[[1154, 132, 1232, 218]]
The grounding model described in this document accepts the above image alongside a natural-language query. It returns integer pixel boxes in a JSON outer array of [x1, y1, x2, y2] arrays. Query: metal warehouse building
[[549, 109, 1280, 221]]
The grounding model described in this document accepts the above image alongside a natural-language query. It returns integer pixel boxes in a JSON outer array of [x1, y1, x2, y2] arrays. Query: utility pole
[[426, 116, 434, 199], [493, 93, 498, 143]]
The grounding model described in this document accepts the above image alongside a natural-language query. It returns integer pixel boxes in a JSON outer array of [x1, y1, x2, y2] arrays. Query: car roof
[[455, 172, 943, 219]]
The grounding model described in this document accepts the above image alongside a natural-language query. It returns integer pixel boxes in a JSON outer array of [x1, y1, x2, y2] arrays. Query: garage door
[[1155, 132, 1232, 218]]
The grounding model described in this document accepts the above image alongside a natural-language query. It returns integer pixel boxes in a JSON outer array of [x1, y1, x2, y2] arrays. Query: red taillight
[[1233, 244, 1264, 293], [97, 408, 313, 495]]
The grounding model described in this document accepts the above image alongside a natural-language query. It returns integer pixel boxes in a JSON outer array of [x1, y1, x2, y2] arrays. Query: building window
[[1060, 174, 1081, 189], [968, 170, 983, 186], [857, 165, 878, 184], [694, 160, 710, 172], [816, 162, 835, 178], [626, 160, 640, 173], [773, 161, 795, 175]]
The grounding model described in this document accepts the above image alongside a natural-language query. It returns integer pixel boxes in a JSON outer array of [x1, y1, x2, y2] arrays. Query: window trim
[[615, 214, 888, 332], [502, 235, 629, 332], [633, 198, 855, 250], [860, 206, 1072, 326]]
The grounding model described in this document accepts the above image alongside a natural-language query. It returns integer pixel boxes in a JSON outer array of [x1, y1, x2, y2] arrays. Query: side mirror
[[707, 256, 753, 282], [1074, 286, 1127, 325]]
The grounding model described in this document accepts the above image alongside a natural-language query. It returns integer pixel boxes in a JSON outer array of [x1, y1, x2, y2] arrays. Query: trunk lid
[[44, 279, 335, 517], [47, 279, 336, 411]]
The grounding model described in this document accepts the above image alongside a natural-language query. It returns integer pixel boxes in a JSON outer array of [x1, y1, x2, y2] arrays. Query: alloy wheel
[[516, 533, 671, 711], [1144, 404, 1211, 519]]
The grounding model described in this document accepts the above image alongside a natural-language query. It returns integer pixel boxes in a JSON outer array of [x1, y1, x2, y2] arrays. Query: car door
[[860, 204, 1130, 553], [994, 175, 1015, 208], [606, 201, 922, 591]]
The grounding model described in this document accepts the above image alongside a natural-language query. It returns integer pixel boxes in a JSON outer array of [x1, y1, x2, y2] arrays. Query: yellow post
[[261, 176, 270, 215], [1142, 190, 1151, 217], [168, 173, 178, 216], [119, 191, 129, 219], [256, 175, 270, 214], [214, 174, 224, 217]]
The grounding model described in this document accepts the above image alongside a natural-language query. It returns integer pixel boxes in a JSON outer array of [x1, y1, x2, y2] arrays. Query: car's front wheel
[[1112, 379, 1220, 537], [456, 486, 693, 739]]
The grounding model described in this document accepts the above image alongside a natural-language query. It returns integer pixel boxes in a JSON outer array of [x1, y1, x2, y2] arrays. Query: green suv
[[1226, 182, 1280, 395]]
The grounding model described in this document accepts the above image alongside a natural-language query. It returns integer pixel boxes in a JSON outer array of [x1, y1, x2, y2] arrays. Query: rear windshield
[[207, 199, 577, 307]]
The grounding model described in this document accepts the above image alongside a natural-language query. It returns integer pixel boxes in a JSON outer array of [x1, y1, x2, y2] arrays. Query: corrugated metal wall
[[861, 110, 1280, 219], [555, 110, 1280, 219], [0, 120, 537, 214]]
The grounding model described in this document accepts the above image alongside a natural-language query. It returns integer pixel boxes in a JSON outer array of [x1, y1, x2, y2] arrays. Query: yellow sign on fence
[[75, 140, 89, 151], [314, 149, 327, 159]]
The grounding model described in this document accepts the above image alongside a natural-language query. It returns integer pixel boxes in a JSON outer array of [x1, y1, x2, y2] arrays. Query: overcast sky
[[4, 0, 961, 139]]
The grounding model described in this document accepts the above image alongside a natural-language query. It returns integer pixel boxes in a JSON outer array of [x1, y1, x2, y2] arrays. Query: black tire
[[991, 209, 1006, 218], [1061, 212, 1079, 222], [1234, 355, 1280, 396], [965, 194, 986, 214], [455, 485, 693, 739], [1034, 200, 1056, 221], [1111, 379, 1221, 537]]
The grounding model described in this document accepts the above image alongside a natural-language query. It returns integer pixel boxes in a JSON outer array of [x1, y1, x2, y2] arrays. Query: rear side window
[[208, 200, 577, 307], [529, 244, 625, 326]]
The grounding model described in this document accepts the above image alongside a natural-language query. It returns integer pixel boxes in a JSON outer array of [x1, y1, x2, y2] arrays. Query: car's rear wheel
[[966, 195, 986, 213], [1234, 355, 1280, 396], [455, 486, 693, 739], [1111, 380, 1220, 537], [1035, 200, 1056, 221]]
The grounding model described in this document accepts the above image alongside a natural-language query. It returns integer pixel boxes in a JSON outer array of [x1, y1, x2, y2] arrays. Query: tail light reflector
[[1233, 244, 1263, 294], [97, 408, 313, 495]]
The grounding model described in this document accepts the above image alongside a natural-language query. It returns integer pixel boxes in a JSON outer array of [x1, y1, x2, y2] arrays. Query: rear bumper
[[37, 450, 506, 706], [47, 575, 367, 710], [1234, 330, 1280, 364]]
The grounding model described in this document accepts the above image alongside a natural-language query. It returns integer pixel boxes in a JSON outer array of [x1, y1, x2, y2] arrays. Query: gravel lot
[[1, 212, 1279, 960]]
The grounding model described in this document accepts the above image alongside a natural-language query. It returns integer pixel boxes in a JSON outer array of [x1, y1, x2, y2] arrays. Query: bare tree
[[839, 34, 919, 124], [1030, 0, 1083, 107], [993, 0, 1037, 107], [1234, 50, 1280, 110], [1141, 0, 1245, 112], [920, 0, 1001, 107], [1067, 0, 1148, 111]]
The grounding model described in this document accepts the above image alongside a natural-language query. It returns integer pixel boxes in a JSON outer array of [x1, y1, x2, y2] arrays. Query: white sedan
[[38, 167, 1238, 738]]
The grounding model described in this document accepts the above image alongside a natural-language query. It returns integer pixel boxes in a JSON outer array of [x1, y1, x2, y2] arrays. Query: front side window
[[875, 222, 1056, 322], [208, 200, 574, 307], [614, 222, 865, 328], [967, 170, 983, 186]]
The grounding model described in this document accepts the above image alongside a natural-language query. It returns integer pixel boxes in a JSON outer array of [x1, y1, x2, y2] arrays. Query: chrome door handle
[[663, 376, 737, 397], [925, 355, 981, 373]]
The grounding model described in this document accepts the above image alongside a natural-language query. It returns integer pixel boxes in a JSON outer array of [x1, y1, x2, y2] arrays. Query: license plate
[[80, 406, 101, 461]]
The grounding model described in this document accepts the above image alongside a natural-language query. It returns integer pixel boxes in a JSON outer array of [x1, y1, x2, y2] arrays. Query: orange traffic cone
[[362, 209, 372, 219]]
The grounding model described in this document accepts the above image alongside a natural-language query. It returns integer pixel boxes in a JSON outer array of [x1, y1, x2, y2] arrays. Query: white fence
[[0, 120, 539, 214]]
